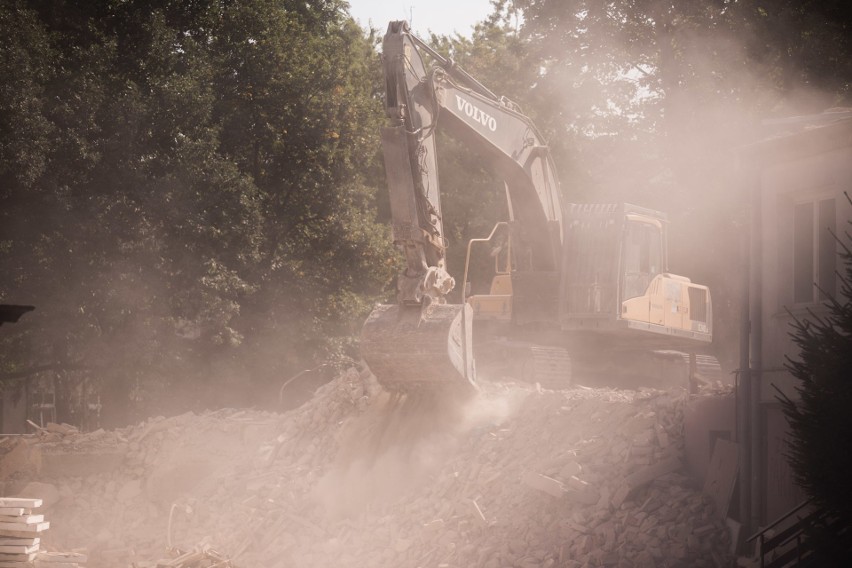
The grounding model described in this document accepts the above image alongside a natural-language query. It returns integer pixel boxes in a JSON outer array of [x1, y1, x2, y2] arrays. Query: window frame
[[790, 195, 837, 306]]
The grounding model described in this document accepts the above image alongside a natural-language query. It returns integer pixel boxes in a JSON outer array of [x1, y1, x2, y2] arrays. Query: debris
[[44, 424, 78, 437], [0, 441, 41, 480], [36, 551, 87, 564], [467, 499, 488, 527], [611, 457, 682, 508], [154, 547, 232, 567], [26, 421, 48, 435], [7, 368, 733, 567], [521, 472, 566, 498], [703, 439, 738, 519], [564, 476, 600, 506]]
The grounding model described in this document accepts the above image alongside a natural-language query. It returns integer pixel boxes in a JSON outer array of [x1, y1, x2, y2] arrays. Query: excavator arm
[[361, 22, 564, 393], [382, 22, 563, 296]]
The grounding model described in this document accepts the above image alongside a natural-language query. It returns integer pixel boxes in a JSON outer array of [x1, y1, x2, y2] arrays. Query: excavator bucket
[[360, 303, 477, 393]]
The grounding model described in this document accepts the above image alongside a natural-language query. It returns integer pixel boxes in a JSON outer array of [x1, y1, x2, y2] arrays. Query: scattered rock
[[6, 368, 733, 568]]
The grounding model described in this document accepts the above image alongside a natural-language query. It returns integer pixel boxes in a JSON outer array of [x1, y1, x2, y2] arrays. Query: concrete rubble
[[1, 366, 734, 567]]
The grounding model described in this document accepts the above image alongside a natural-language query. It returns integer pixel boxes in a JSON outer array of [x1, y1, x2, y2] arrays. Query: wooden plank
[[0, 515, 42, 525], [0, 522, 48, 533], [0, 562, 34, 568], [0, 500, 40, 510], [0, 510, 27, 518], [703, 439, 738, 519], [0, 527, 49, 539], [36, 552, 86, 563], [0, 552, 36, 562], [0, 538, 38, 547], [0, 544, 38, 554]]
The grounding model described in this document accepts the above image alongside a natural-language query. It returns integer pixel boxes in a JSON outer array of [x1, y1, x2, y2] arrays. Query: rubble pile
[[13, 367, 733, 567], [151, 546, 233, 567]]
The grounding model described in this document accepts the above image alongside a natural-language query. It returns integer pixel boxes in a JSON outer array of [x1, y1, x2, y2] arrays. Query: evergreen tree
[[780, 197, 852, 560]]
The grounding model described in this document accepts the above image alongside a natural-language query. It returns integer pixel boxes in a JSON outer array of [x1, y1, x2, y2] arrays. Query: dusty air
[[1, 3, 851, 568]]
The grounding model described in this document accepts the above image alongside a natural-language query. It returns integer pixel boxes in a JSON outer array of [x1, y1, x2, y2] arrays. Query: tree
[[733, 0, 852, 109], [0, 0, 395, 424], [779, 207, 852, 561], [209, 0, 396, 388]]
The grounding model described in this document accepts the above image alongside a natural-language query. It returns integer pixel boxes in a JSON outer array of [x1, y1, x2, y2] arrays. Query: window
[[793, 198, 836, 303], [622, 221, 662, 300]]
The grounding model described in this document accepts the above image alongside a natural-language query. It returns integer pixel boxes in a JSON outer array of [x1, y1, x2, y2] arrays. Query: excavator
[[360, 22, 713, 393]]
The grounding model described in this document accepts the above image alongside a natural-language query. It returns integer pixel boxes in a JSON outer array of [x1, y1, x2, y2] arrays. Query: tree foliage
[[734, 0, 852, 106], [3, 0, 852, 425], [0, 0, 394, 424]]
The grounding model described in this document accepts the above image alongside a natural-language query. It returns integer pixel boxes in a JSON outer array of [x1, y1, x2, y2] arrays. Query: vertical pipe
[[749, 162, 764, 533], [738, 206, 752, 542]]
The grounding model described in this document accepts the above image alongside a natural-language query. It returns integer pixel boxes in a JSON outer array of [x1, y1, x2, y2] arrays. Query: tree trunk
[[52, 337, 74, 425]]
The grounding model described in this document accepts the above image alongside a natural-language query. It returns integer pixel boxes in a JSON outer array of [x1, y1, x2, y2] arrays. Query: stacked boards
[[0, 498, 46, 567], [0, 498, 85, 567]]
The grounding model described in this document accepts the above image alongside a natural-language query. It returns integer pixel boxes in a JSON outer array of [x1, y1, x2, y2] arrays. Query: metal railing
[[747, 500, 848, 567]]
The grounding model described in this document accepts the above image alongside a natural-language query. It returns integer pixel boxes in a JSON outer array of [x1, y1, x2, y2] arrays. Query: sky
[[347, 0, 495, 38]]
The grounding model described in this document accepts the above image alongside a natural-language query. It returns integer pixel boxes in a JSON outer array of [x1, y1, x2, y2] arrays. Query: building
[[740, 110, 852, 532]]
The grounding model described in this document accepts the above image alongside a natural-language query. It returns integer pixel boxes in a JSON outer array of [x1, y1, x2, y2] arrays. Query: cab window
[[622, 221, 662, 299]]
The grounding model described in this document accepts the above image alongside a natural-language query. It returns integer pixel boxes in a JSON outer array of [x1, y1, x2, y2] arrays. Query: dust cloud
[[536, 18, 840, 375], [7, 365, 737, 566], [3, 7, 838, 567], [314, 384, 528, 519]]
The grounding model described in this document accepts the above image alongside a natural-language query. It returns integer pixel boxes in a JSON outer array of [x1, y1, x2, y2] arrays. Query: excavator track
[[523, 346, 573, 389]]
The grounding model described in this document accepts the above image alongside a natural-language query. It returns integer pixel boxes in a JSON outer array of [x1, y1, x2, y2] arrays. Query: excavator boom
[[359, 22, 478, 393]]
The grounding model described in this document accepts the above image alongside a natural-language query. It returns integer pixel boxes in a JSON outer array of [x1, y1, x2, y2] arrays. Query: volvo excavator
[[360, 22, 713, 393]]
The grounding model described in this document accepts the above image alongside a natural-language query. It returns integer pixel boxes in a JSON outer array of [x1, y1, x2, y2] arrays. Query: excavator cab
[[619, 214, 712, 338], [462, 205, 712, 346], [621, 215, 664, 301], [463, 222, 513, 322], [559, 204, 712, 345]]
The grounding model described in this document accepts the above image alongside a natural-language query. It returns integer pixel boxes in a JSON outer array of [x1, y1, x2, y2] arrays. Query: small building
[[740, 110, 852, 531]]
